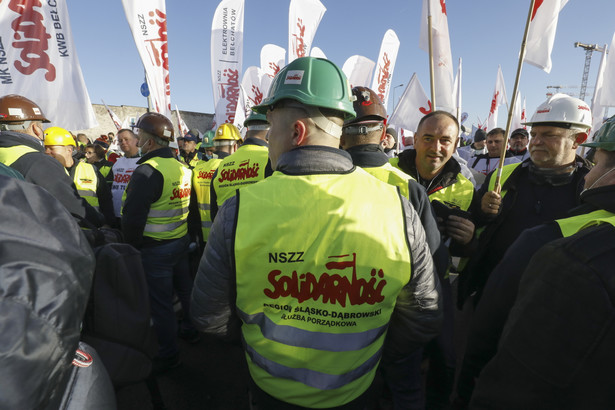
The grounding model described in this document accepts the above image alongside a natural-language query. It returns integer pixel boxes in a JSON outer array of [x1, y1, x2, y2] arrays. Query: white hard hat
[[523, 93, 592, 129]]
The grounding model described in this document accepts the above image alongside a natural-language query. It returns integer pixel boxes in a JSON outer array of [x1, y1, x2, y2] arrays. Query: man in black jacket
[[455, 114, 615, 407]]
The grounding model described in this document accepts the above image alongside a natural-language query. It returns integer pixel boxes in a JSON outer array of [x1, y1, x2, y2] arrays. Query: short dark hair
[[117, 128, 137, 138], [417, 110, 459, 135], [600, 148, 615, 168], [487, 128, 505, 138], [86, 143, 107, 160]]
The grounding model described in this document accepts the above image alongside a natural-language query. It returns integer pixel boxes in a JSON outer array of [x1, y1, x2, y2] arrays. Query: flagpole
[[493, 0, 535, 194], [427, 1, 437, 108]]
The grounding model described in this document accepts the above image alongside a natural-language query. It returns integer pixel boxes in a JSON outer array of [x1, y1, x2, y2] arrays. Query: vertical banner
[[121, 0, 172, 119], [310, 47, 327, 59], [0, 0, 97, 129], [486, 65, 508, 131], [525, 0, 569, 73], [102, 99, 122, 131], [590, 42, 609, 141], [234, 66, 266, 131], [598, 33, 615, 107], [175, 105, 189, 137], [419, 0, 455, 112], [260, 43, 286, 96], [288, 0, 326, 63], [342, 55, 375, 88], [511, 90, 524, 132], [388, 73, 432, 133], [211, 0, 245, 126], [453, 57, 462, 120], [371, 29, 400, 112]]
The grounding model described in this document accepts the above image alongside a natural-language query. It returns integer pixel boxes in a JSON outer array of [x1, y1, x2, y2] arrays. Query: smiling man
[[458, 93, 593, 309]]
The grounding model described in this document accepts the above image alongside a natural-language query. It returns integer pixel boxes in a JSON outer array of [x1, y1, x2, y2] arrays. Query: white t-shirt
[[111, 156, 140, 217]]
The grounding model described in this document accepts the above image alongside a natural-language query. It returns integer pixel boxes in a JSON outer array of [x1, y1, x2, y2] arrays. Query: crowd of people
[[1, 56, 614, 409]]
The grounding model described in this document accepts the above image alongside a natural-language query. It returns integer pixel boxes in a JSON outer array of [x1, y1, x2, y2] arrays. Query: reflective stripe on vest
[[72, 162, 99, 210], [192, 158, 222, 240], [428, 173, 474, 211], [141, 157, 192, 240], [362, 162, 414, 199], [214, 144, 269, 206], [234, 168, 412, 408], [0, 145, 39, 166], [556, 209, 615, 238]]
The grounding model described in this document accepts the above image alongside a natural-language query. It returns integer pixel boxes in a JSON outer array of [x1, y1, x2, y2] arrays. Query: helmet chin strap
[[301, 105, 343, 139]]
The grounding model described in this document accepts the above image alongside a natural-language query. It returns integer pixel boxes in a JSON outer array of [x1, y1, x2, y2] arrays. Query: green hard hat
[[252, 57, 356, 121], [581, 115, 615, 151], [201, 130, 215, 148], [244, 111, 268, 127]]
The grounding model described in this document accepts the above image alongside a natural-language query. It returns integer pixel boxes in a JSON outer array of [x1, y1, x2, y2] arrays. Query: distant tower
[[574, 42, 605, 101]]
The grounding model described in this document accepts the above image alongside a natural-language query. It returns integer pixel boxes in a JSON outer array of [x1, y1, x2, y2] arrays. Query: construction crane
[[545, 85, 593, 99], [574, 42, 606, 101]]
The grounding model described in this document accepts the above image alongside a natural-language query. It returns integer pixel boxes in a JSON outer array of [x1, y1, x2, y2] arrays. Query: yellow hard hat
[[213, 123, 242, 142], [44, 126, 76, 147]]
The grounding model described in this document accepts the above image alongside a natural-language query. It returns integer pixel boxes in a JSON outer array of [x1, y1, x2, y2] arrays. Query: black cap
[[386, 127, 398, 142], [474, 129, 487, 142], [510, 128, 529, 138]]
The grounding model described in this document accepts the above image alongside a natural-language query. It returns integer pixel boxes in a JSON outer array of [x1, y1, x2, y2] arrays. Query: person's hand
[[446, 215, 475, 245], [481, 191, 502, 215]]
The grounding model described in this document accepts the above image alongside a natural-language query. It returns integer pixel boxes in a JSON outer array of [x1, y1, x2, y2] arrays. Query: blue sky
[[68, 0, 615, 130]]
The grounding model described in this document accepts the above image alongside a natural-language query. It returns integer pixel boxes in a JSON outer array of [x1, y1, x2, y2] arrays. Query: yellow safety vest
[[192, 158, 223, 240], [126, 157, 192, 240], [234, 168, 412, 408], [0, 145, 39, 166], [71, 162, 99, 210], [486, 162, 522, 198], [362, 162, 413, 199], [213, 144, 269, 206], [556, 209, 615, 238]]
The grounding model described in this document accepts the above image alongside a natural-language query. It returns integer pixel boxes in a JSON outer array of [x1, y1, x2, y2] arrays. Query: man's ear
[[379, 127, 387, 142], [573, 131, 588, 147], [31, 122, 44, 140], [292, 119, 308, 147]]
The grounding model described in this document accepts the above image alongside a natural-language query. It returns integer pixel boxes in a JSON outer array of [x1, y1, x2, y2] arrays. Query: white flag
[[234, 66, 267, 130], [211, 0, 245, 126], [525, 0, 569, 73], [288, 0, 326, 63], [371, 30, 400, 112], [511, 90, 524, 132], [389, 73, 433, 133], [486, 65, 508, 132], [122, 0, 172, 119], [591, 42, 610, 141], [0, 0, 97, 129], [453, 57, 462, 118], [598, 33, 615, 107], [175, 105, 189, 137], [419, 0, 455, 112], [310, 47, 327, 59], [342, 55, 375, 88], [102, 100, 122, 131]]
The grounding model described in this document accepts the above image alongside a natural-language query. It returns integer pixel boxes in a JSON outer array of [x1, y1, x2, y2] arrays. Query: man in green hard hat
[[191, 56, 442, 409]]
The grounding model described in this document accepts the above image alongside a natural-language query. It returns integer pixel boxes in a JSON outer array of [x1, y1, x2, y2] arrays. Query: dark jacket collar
[[276, 145, 354, 175], [346, 144, 389, 168], [397, 149, 463, 193], [242, 137, 268, 147], [0, 130, 44, 151], [137, 147, 175, 164]]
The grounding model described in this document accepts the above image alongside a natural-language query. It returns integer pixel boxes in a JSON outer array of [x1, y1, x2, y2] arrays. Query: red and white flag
[[389, 73, 432, 133], [486, 65, 508, 131], [260, 44, 285, 96], [0, 0, 97, 129], [288, 0, 326, 63], [211, 0, 245, 126], [525, 0, 569, 73], [234, 66, 267, 130], [419, 0, 455, 112], [342, 55, 375, 88], [175, 105, 189, 138], [511, 90, 525, 131], [598, 33, 615, 107], [122, 0, 172, 119], [102, 100, 122, 131], [371, 29, 400, 112]]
